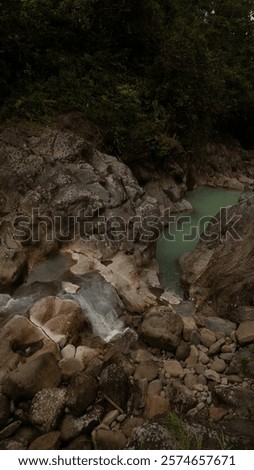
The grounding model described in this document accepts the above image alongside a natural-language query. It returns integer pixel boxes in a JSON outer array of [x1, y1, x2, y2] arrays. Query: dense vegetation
[[1, 0, 254, 158]]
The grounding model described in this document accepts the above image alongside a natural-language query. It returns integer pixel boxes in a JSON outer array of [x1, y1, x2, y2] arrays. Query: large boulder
[[141, 309, 183, 351], [127, 422, 177, 450], [179, 194, 254, 318], [2, 352, 62, 400], [29, 388, 67, 432]]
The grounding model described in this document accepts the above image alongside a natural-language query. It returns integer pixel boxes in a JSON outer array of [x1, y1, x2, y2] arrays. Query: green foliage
[[1, 0, 254, 154], [164, 412, 203, 450]]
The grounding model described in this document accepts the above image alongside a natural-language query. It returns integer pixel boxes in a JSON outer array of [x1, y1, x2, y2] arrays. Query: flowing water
[[156, 186, 244, 297]]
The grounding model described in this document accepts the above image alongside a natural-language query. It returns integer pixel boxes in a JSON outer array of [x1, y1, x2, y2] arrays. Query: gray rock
[[30, 388, 67, 432], [61, 406, 103, 441], [141, 310, 183, 351], [204, 317, 236, 336], [127, 422, 177, 450]]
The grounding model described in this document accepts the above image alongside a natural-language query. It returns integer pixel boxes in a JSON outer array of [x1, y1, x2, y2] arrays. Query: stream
[[156, 186, 244, 297]]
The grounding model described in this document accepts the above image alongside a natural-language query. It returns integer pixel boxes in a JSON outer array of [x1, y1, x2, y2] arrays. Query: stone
[[61, 406, 104, 441], [0, 393, 10, 427], [127, 422, 177, 450], [209, 407, 228, 423], [0, 246, 27, 288], [0, 438, 27, 450], [102, 410, 119, 426], [204, 317, 236, 336], [58, 357, 83, 380], [134, 360, 159, 382], [204, 369, 221, 382], [75, 346, 100, 368], [29, 296, 85, 347], [0, 421, 21, 439], [121, 417, 144, 439], [185, 345, 199, 368], [3, 352, 62, 400], [29, 432, 61, 450], [61, 344, 76, 359], [236, 321, 254, 345], [30, 388, 67, 432], [144, 395, 169, 419], [163, 359, 183, 378], [190, 331, 201, 346], [147, 379, 162, 396], [132, 378, 148, 410], [66, 372, 98, 416], [195, 363, 206, 375], [175, 341, 190, 361], [134, 349, 153, 363], [210, 358, 226, 373], [184, 373, 197, 390], [100, 364, 129, 411], [66, 435, 93, 450], [209, 338, 226, 355], [199, 351, 210, 365], [93, 429, 127, 450], [200, 328, 216, 347], [181, 316, 197, 342], [167, 379, 197, 413], [219, 353, 235, 363], [103, 350, 135, 378], [141, 310, 183, 351], [213, 386, 254, 419]]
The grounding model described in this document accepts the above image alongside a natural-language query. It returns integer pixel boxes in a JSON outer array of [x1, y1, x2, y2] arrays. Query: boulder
[[236, 321, 254, 345], [99, 364, 129, 411], [127, 422, 177, 450], [3, 352, 62, 400], [61, 406, 103, 441], [29, 432, 61, 450], [66, 372, 98, 416], [92, 429, 127, 450], [141, 310, 183, 351], [134, 360, 159, 381], [29, 297, 85, 347], [29, 388, 67, 432]]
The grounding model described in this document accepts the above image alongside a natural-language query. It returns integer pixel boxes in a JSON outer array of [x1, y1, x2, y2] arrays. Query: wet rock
[[3, 352, 62, 400], [127, 422, 177, 450], [99, 364, 128, 411], [134, 360, 159, 381], [29, 388, 67, 432], [29, 297, 85, 347], [92, 429, 127, 450], [29, 431, 61, 450], [66, 372, 98, 416], [75, 346, 100, 368], [141, 310, 183, 351]]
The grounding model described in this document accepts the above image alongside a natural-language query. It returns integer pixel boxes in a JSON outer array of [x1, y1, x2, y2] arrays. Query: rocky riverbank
[[1, 121, 254, 450]]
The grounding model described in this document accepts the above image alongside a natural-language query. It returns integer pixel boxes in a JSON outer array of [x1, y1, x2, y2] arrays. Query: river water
[[156, 186, 244, 297]]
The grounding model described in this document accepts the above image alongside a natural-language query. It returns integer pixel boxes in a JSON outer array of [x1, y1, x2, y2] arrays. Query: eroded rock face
[[0, 125, 160, 289], [179, 194, 254, 319]]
